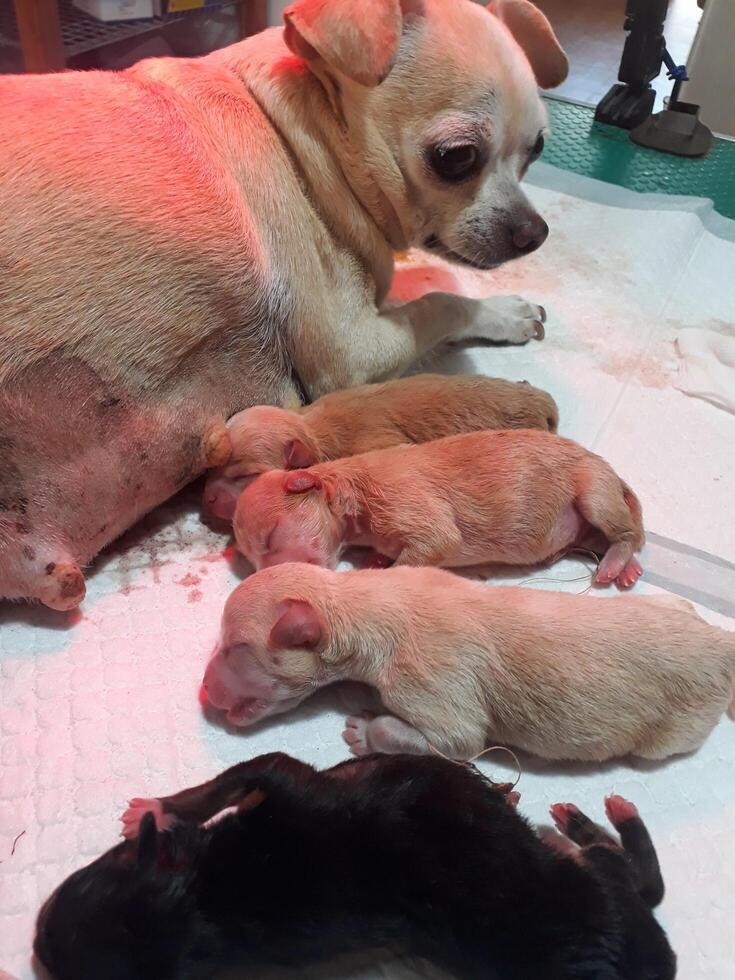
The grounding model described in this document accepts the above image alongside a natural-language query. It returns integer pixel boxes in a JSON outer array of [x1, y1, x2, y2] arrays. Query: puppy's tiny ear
[[284, 439, 316, 470], [284, 0, 403, 87], [136, 812, 159, 868], [487, 0, 568, 89], [284, 470, 322, 494], [269, 599, 323, 650]]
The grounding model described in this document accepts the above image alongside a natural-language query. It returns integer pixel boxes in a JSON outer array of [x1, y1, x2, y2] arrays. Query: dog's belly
[[0, 66, 305, 604], [446, 503, 587, 569], [0, 357, 293, 600]]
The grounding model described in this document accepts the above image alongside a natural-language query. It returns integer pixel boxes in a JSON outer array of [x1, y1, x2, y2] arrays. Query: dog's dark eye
[[529, 133, 545, 163], [429, 144, 481, 182]]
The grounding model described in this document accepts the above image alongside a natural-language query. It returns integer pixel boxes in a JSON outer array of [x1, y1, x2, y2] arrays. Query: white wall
[[682, 0, 735, 138]]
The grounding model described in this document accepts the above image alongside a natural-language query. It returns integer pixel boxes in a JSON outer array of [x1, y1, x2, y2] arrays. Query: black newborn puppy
[[34, 752, 676, 980]]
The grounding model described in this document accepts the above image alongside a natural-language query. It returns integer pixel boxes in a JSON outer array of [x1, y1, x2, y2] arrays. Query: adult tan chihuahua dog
[[0, 0, 567, 610], [204, 564, 735, 763]]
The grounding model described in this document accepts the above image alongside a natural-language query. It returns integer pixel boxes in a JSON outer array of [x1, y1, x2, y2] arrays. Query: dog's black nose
[[512, 215, 549, 254]]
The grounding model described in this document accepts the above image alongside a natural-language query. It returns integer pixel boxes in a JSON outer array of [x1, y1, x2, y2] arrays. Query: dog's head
[[283, 0, 567, 267], [203, 564, 339, 727], [202, 406, 317, 524], [34, 817, 213, 980], [233, 468, 343, 570]]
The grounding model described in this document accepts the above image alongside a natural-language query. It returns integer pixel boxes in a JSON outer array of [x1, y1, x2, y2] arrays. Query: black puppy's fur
[[34, 752, 676, 980]]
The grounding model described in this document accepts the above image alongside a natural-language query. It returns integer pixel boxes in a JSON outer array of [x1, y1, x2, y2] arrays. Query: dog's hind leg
[[604, 796, 665, 907], [551, 797, 665, 908], [575, 469, 645, 589], [120, 753, 316, 838]]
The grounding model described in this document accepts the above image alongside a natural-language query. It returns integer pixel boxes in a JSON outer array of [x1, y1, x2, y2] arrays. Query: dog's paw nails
[[120, 798, 173, 839], [501, 296, 546, 344]]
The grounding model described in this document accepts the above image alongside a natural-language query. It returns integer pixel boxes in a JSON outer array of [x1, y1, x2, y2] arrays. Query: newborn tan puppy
[[233, 429, 645, 588], [203, 564, 735, 761], [203, 374, 559, 521]]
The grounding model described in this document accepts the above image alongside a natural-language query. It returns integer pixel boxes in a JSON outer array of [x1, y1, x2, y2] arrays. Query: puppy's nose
[[512, 215, 549, 254]]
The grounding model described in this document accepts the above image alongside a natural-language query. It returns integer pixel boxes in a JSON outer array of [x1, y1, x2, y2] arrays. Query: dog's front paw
[[120, 798, 175, 840], [342, 714, 374, 757], [470, 294, 546, 345], [487, 294, 546, 342]]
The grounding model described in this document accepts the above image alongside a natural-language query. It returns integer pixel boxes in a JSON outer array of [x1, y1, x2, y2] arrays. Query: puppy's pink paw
[[342, 715, 372, 757], [594, 559, 621, 586], [595, 548, 642, 589], [120, 798, 174, 840], [549, 802, 579, 837], [615, 558, 643, 590], [605, 795, 639, 825]]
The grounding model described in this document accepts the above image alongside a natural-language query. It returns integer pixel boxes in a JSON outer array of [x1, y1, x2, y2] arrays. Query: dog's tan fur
[[204, 563, 735, 762], [203, 373, 559, 520], [233, 429, 645, 587], [0, 0, 566, 609]]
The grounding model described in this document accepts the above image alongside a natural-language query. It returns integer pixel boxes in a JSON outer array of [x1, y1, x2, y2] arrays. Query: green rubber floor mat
[[542, 98, 735, 220]]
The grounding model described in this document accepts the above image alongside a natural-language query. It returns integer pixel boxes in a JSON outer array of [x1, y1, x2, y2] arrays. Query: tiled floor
[[536, 0, 703, 109]]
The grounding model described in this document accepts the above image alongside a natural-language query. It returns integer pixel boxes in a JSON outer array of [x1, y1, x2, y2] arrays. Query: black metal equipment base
[[631, 100, 714, 158], [595, 82, 657, 130]]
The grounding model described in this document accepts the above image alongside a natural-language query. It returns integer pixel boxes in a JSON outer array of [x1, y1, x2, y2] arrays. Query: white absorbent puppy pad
[[2, 162, 735, 980]]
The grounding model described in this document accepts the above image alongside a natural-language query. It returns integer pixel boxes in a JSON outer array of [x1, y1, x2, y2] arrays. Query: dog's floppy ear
[[487, 0, 568, 89], [283, 0, 404, 87], [284, 470, 322, 494], [269, 599, 323, 650], [284, 438, 316, 469]]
